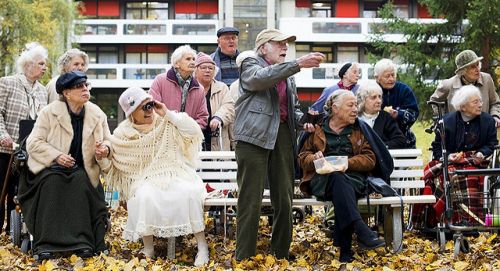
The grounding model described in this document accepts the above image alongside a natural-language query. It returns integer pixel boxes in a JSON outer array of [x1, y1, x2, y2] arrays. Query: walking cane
[[0, 152, 15, 212]]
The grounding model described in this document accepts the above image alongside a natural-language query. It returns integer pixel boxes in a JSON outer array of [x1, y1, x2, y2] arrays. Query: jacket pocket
[[243, 101, 273, 140]]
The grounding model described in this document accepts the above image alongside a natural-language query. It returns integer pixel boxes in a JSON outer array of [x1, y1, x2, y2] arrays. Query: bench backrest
[[198, 149, 425, 190]]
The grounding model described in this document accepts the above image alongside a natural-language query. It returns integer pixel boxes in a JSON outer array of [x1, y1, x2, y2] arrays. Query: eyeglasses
[[199, 66, 215, 72], [272, 41, 289, 48], [142, 101, 156, 111], [36, 63, 47, 69], [71, 82, 92, 91], [221, 36, 238, 42]]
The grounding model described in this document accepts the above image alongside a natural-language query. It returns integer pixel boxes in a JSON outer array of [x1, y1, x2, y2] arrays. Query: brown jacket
[[298, 123, 376, 197], [207, 79, 235, 151]]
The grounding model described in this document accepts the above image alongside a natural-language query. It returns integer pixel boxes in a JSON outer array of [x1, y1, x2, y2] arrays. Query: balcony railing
[[75, 19, 218, 44]]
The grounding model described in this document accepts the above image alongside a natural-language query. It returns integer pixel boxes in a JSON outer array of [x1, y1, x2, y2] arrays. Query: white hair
[[323, 89, 354, 117], [57, 48, 89, 74], [255, 43, 273, 57], [374, 58, 397, 77], [171, 45, 196, 66], [456, 61, 482, 76], [451, 85, 482, 111], [336, 62, 360, 79], [16, 42, 48, 74], [356, 81, 382, 114]]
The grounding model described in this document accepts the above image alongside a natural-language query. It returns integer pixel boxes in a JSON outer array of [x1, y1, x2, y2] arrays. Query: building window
[[363, 0, 409, 18], [297, 43, 333, 63], [174, 1, 218, 20], [125, 45, 169, 64], [126, 2, 169, 20], [312, 1, 331, 18], [296, 0, 311, 17], [81, 45, 119, 64], [234, 0, 267, 51], [337, 45, 359, 63], [79, 1, 120, 19]]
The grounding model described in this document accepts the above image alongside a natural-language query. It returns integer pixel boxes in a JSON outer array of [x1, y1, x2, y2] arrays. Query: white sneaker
[[194, 249, 209, 267]]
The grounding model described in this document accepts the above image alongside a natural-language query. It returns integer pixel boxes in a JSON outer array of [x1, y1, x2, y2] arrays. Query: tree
[[368, 0, 500, 120], [0, 0, 80, 84]]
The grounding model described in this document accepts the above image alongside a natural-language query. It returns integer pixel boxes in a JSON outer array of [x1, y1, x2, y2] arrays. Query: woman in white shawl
[[102, 86, 208, 265]]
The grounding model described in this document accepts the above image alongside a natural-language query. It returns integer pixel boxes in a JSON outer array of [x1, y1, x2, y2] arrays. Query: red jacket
[[149, 68, 208, 130]]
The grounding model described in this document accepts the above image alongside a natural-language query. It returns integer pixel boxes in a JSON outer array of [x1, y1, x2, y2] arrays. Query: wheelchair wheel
[[436, 227, 446, 252], [21, 238, 30, 254], [10, 210, 22, 247], [292, 207, 305, 225]]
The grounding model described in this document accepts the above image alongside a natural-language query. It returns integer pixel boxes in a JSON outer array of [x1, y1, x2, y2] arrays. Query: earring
[[66, 95, 71, 100]]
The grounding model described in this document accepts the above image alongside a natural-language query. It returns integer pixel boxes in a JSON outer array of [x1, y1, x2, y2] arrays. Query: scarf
[[18, 74, 41, 120], [337, 81, 355, 90], [360, 112, 379, 128], [174, 67, 192, 112], [106, 112, 203, 201]]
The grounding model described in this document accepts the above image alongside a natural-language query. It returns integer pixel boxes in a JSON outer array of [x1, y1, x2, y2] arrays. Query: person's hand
[[388, 109, 399, 119], [312, 151, 324, 160], [209, 118, 221, 132], [0, 137, 13, 148], [448, 152, 464, 163], [95, 140, 109, 161], [153, 100, 168, 117], [296, 53, 325, 69], [472, 152, 485, 165], [303, 123, 315, 133], [494, 116, 500, 127], [56, 154, 75, 167]]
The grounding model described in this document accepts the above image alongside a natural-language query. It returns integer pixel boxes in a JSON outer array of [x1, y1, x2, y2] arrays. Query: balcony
[[75, 19, 218, 44], [279, 17, 452, 43]]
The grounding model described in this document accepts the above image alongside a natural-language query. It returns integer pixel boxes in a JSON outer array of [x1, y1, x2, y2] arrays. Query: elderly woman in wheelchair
[[18, 71, 111, 260], [412, 85, 498, 229]]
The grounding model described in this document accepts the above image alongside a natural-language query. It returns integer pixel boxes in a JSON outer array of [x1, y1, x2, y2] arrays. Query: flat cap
[[254, 29, 296, 50], [217, 27, 240, 38], [56, 70, 87, 94]]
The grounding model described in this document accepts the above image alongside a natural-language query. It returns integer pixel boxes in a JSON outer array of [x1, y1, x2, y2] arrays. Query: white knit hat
[[119, 87, 152, 117]]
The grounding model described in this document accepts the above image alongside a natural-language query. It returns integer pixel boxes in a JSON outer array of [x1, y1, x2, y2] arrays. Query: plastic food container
[[314, 156, 348, 174]]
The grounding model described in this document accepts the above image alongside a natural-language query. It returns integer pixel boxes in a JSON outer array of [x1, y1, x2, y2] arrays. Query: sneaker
[[357, 237, 385, 250]]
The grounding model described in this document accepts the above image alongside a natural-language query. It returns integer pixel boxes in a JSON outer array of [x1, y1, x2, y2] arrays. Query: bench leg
[[392, 206, 403, 253], [382, 206, 394, 246], [167, 237, 176, 260]]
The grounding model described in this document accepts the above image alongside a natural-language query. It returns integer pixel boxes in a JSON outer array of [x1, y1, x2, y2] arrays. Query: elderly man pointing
[[233, 29, 324, 261]]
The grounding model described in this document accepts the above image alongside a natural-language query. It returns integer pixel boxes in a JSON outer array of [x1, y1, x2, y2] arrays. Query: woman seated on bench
[[412, 85, 498, 228], [298, 90, 392, 263], [102, 87, 209, 266]]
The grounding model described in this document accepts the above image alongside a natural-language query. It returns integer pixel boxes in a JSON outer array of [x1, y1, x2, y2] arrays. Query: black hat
[[217, 27, 240, 38], [56, 70, 87, 94]]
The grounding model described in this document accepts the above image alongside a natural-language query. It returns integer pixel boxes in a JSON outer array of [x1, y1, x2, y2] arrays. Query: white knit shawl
[[107, 112, 203, 201]]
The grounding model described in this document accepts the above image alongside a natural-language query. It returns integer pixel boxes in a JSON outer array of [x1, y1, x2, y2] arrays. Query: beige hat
[[254, 29, 297, 50], [455, 50, 483, 74]]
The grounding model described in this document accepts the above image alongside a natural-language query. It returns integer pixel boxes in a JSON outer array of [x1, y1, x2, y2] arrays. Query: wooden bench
[[197, 149, 435, 253]]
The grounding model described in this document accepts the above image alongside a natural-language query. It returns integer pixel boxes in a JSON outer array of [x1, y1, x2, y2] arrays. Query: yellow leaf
[[296, 257, 308, 267], [39, 265, 47, 271], [265, 255, 275, 266], [454, 261, 469, 271], [45, 261, 56, 271], [445, 241, 454, 250], [367, 250, 377, 257], [70, 254, 78, 264], [279, 259, 289, 270], [487, 233, 497, 244], [253, 254, 264, 261]]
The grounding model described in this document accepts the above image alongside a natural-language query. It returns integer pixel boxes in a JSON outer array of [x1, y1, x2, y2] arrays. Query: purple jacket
[[149, 68, 208, 130]]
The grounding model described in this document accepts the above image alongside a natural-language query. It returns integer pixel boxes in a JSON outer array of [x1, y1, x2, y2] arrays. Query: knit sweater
[[103, 110, 204, 201]]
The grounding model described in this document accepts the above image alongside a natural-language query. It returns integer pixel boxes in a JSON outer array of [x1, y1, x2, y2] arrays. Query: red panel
[[80, 1, 97, 16], [198, 1, 218, 14], [98, 1, 119, 16], [393, 0, 409, 5], [175, 2, 196, 14], [336, 0, 358, 18], [297, 92, 311, 101], [417, 4, 432, 18], [125, 45, 147, 53], [296, 0, 310, 8], [311, 93, 321, 101], [148, 45, 169, 53]]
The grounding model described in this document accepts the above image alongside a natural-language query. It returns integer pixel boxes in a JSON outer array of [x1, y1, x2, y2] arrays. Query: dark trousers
[[1, 152, 16, 233], [235, 123, 294, 260], [325, 172, 363, 248]]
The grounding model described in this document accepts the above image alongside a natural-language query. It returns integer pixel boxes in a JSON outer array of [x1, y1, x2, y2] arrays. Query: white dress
[[105, 110, 206, 241]]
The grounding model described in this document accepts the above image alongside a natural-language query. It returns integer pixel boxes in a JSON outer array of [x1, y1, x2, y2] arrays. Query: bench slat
[[393, 159, 423, 167], [388, 149, 422, 157], [198, 161, 237, 169], [390, 170, 424, 179], [390, 180, 424, 189]]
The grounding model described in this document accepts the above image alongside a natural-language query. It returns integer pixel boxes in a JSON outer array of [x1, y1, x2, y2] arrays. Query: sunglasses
[[71, 82, 92, 91], [142, 101, 156, 111]]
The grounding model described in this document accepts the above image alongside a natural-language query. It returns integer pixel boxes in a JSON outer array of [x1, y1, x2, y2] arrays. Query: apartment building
[[75, 0, 435, 130]]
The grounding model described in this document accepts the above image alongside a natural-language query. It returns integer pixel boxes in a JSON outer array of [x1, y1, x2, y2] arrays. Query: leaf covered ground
[[1, 206, 500, 271]]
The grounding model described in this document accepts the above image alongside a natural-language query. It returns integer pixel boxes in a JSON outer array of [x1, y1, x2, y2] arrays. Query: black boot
[[339, 247, 354, 263], [354, 220, 385, 250]]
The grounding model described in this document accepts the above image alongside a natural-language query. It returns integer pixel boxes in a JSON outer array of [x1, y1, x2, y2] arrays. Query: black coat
[[432, 111, 498, 160], [372, 111, 406, 149]]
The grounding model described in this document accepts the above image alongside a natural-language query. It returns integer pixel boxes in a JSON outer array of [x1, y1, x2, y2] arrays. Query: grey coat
[[233, 56, 303, 151]]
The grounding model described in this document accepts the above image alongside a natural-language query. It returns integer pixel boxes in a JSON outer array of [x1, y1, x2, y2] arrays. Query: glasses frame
[[71, 82, 92, 91], [221, 36, 238, 42], [199, 65, 215, 72]]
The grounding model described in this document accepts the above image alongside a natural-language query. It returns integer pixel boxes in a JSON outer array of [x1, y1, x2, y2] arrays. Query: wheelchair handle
[[426, 100, 445, 106]]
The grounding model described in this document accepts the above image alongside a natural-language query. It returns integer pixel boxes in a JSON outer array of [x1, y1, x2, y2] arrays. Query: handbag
[[365, 176, 404, 251]]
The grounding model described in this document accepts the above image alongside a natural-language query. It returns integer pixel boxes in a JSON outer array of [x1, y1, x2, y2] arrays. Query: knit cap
[[195, 52, 216, 67], [119, 86, 152, 117]]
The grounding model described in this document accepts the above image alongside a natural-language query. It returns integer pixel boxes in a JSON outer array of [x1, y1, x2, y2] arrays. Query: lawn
[[414, 120, 434, 163]]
